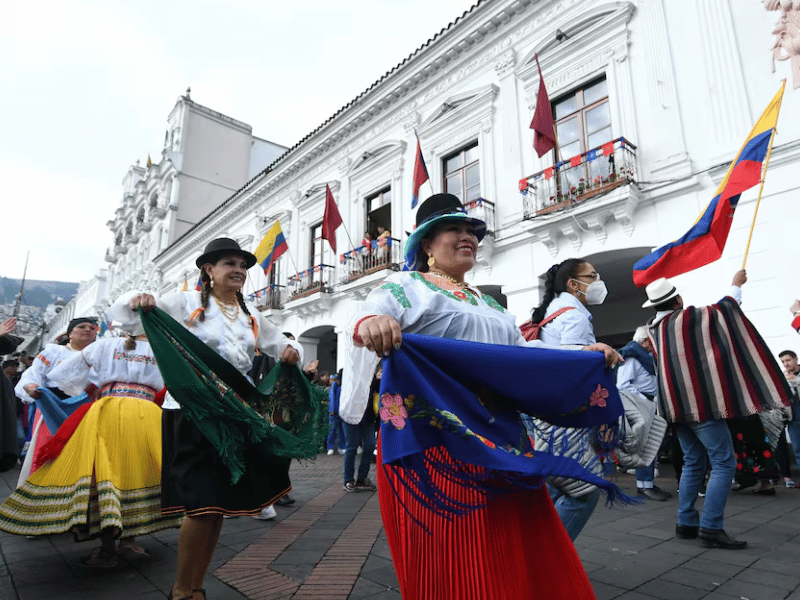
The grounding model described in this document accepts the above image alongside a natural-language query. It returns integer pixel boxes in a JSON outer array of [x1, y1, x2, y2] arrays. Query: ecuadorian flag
[[255, 220, 289, 275], [633, 82, 785, 287]]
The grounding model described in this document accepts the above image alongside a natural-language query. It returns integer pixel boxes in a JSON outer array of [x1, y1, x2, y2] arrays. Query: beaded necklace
[[212, 296, 240, 322]]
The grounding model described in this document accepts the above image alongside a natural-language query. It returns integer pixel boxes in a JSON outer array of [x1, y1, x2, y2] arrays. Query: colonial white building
[[61, 0, 800, 374]]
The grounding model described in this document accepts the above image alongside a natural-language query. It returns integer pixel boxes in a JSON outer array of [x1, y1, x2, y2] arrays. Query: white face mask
[[573, 278, 608, 305]]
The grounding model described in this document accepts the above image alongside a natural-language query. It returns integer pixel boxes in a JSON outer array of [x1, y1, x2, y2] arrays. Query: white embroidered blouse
[[339, 271, 544, 424], [14, 343, 81, 404], [48, 338, 164, 397]]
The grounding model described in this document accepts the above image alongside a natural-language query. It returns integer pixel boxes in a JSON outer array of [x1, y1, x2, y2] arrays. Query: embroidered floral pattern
[[113, 350, 157, 366], [590, 385, 609, 408], [395, 393, 531, 458], [381, 282, 412, 308], [480, 293, 506, 313], [379, 393, 408, 429], [411, 272, 478, 306]]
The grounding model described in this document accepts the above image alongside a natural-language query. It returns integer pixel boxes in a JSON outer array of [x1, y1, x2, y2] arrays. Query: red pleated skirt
[[377, 440, 596, 600]]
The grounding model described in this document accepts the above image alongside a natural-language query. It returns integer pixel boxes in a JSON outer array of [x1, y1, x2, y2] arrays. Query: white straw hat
[[642, 278, 680, 309]]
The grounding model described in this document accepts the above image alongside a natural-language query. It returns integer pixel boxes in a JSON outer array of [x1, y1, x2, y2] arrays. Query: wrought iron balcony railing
[[248, 284, 285, 311], [520, 137, 637, 219], [338, 237, 402, 284], [465, 198, 495, 236], [287, 264, 335, 301]]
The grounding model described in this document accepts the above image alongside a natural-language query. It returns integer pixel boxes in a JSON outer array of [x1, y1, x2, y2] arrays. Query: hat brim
[[403, 213, 486, 271], [196, 249, 258, 270], [641, 288, 679, 308]]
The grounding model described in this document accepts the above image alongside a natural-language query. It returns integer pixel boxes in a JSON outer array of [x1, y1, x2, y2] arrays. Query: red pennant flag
[[602, 141, 614, 156], [322, 184, 343, 253], [530, 55, 557, 158], [518, 178, 529, 192], [412, 131, 430, 209], [544, 167, 554, 180], [570, 155, 582, 167]]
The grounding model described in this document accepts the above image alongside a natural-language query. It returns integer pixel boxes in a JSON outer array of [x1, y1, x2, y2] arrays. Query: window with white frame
[[553, 77, 612, 192], [443, 143, 480, 203]]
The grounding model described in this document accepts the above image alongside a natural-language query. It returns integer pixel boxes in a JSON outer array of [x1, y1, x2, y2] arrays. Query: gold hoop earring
[[427, 255, 436, 268]]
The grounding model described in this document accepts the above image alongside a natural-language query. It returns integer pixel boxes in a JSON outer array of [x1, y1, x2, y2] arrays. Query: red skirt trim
[[377, 439, 596, 600]]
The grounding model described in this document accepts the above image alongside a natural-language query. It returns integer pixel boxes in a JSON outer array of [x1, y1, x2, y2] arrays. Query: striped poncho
[[650, 296, 791, 423]]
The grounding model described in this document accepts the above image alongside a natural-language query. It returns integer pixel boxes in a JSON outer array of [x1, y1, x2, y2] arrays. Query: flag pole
[[741, 80, 786, 269]]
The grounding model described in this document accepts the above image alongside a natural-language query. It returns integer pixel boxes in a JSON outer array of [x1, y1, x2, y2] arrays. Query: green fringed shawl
[[140, 307, 327, 484]]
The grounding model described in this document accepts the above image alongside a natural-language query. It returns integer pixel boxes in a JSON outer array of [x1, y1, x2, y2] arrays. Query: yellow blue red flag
[[633, 82, 785, 287], [255, 220, 289, 275]]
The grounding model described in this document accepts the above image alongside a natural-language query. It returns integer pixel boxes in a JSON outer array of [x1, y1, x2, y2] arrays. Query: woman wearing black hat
[[340, 194, 611, 600], [125, 237, 301, 600], [14, 316, 97, 485]]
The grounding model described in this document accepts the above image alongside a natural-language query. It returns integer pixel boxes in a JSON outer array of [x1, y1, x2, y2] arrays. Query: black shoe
[[675, 524, 698, 539], [698, 528, 747, 549], [275, 495, 295, 506], [637, 486, 672, 502]]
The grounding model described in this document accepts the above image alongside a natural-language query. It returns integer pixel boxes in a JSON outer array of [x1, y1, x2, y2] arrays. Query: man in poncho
[[644, 270, 791, 549]]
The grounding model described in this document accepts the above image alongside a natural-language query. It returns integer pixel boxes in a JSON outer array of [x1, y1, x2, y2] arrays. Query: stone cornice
[[153, 0, 582, 270]]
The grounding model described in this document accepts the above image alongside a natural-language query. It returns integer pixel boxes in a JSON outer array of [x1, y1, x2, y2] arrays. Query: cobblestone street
[[1, 455, 799, 600]]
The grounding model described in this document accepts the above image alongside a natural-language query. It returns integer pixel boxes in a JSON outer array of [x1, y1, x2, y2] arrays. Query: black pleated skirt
[[161, 409, 291, 517]]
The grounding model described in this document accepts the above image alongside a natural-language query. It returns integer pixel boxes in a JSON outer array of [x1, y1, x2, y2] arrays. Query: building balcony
[[520, 138, 637, 219], [338, 237, 401, 285], [138, 219, 152, 232], [286, 264, 335, 302], [250, 284, 285, 311], [518, 137, 640, 253], [465, 198, 495, 236], [150, 207, 167, 219], [104, 249, 118, 264]]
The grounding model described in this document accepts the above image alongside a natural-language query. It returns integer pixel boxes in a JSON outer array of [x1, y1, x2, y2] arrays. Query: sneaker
[[785, 478, 797, 488], [343, 481, 357, 493], [251, 506, 277, 520], [326, 449, 334, 456], [356, 448, 363, 455], [338, 449, 346, 455], [355, 478, 377, 492]]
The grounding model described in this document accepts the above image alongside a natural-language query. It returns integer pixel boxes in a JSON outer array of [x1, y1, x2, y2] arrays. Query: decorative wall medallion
[[765, 0, 800, 89]]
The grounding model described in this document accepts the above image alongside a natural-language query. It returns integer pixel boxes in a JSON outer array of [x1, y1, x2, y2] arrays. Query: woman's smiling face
[[421, 221, 479, 276], [205, 253, 248, 292]]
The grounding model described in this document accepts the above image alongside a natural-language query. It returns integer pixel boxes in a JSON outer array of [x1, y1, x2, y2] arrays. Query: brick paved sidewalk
[[2, 453, 800, 599]]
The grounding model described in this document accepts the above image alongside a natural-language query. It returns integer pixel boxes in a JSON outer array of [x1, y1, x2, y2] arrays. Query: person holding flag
[[643, 270, 792, 549]]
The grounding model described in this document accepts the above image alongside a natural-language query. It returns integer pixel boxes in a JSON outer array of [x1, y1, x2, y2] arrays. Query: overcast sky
[[2, 0, 477, 284]]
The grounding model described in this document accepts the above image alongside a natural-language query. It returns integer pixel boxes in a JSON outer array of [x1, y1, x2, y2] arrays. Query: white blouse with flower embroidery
[[47, 338, 164, 397], [14, 344, 81, 404], [339, 271, 544, 424]]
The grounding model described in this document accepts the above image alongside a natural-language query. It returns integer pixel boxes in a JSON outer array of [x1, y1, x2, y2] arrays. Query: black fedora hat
[[196, 238, 257, 269]]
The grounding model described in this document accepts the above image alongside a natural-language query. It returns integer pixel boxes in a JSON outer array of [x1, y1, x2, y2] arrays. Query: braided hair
[[123, 334, 137, 351], [198, 270, 211, 322], [236, 291, 252, 319], [530, 258, 586, 324]]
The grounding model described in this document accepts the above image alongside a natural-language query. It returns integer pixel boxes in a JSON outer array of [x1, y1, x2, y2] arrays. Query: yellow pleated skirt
[[0, 394, 183, 538]]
